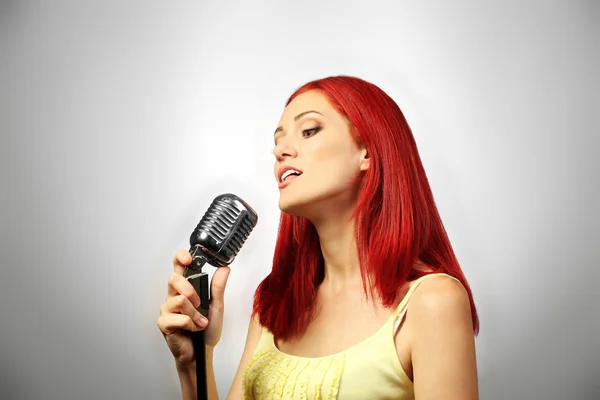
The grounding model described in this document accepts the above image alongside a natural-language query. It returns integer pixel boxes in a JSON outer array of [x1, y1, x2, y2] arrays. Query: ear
[[359, 145, 370, 171]]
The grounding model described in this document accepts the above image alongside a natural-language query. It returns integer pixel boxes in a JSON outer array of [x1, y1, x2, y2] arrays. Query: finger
[[157, 313, 205, 334], [162, 294, 207, 325], [172, 250, 192, 276], [209, 266, 231, 313], [167, 273, 201, 307], [160, 296, 208, 329]]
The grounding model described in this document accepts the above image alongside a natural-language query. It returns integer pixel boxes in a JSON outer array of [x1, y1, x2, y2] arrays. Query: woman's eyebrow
[[274, 110, 323, 136]]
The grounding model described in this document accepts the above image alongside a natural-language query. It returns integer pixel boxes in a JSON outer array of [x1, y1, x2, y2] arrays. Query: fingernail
[[193, 298, 201, 308], [195, 313, 208, 327]]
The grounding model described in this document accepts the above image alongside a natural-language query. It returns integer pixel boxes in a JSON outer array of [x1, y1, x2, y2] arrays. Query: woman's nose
[[273, 136, 297, 161]]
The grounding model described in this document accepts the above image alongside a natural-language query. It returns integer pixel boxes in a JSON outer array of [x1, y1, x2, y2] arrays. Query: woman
[[158, 76, 479, 399]]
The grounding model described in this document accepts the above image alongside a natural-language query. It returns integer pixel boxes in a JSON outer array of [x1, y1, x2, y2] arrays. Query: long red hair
[[253, 76, 479, 340]]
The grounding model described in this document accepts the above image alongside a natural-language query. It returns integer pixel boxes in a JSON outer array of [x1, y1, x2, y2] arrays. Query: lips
[[279, 174, 299, 189], [281, 170, 301, 182], [277, 165, 303, 183], [277, 165, 303, 189]]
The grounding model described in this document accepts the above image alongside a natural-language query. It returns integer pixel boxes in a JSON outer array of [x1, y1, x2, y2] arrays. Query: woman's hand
[[157, 250, 231, 368]]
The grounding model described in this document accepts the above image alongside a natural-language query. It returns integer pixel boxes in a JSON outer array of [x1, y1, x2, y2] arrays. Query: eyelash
[[302, 125, 322, 138], [274, 125, 322, 147]]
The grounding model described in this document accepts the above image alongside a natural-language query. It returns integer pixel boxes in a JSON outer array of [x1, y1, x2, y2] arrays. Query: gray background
[[1, 1, 598, 399]]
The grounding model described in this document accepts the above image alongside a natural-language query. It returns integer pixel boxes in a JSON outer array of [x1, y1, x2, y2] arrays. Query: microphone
[[183, 193, 258, 400]]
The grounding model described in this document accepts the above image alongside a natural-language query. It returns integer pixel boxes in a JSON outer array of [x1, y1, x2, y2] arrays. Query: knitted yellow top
[[243, 273, 457, 399]]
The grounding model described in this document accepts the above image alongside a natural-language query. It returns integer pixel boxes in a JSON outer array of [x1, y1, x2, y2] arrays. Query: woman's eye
[[302, 126, 322, 138]]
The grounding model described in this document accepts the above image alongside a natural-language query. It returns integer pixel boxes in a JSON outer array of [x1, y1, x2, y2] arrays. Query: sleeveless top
[[243, 273, 458, 399]]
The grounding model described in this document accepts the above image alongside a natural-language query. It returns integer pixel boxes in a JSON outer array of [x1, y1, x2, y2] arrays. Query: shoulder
[[407, 274, 473, 333], [249, 312, 264, 337], [226, 312, 265, 399], [403, 275, 479, 398]]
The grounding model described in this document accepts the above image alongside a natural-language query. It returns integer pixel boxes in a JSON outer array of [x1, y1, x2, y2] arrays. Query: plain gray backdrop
[[1, 1, 598, 399]]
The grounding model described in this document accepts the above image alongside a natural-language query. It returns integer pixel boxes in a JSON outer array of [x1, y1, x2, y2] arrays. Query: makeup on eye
[[274, 110, 325, 140], [302, 125, 322, 138], [274, 122, 323, 145]]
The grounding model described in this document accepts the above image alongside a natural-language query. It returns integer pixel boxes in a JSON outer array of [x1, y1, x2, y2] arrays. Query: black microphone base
[[186, 271, 210, 400], [191, 330, 208, 400]]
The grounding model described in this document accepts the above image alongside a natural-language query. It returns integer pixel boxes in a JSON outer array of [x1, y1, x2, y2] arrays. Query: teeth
[[281, 169, 301, 182]]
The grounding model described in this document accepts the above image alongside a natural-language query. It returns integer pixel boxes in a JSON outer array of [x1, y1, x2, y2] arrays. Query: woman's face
[[273, 90, 369, 218]]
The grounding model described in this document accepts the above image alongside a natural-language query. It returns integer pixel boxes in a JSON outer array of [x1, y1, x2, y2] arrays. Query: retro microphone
[[184, 193, 258, 400]]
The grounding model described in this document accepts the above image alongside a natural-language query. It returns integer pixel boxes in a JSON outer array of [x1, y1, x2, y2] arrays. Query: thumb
[[209, 266, 231, 312]]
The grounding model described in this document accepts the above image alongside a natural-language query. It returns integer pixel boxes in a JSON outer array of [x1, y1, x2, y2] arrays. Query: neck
[[310, 205, 361, 292]]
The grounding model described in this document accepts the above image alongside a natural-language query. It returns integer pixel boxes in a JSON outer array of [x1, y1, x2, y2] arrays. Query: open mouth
[[280, 169, 302, 183]]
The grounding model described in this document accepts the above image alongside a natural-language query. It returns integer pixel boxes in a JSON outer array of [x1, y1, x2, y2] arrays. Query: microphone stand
[[184, 247, 210, 400]]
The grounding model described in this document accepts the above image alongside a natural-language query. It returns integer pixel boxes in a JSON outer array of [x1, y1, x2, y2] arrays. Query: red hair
[[253, 76, 479, 340]]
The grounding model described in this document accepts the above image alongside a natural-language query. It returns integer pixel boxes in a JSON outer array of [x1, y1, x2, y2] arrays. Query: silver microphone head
[[188, 193, 258, 269]]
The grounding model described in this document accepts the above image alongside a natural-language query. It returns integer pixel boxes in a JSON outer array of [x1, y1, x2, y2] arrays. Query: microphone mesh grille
[[225, 215, 254, 255], [198, 199, 241, 242], [190, 193, 258, 267]]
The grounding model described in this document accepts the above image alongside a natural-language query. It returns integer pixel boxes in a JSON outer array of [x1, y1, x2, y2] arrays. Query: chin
[[278, 194, 312, 217], [278, 186, 354, 220]]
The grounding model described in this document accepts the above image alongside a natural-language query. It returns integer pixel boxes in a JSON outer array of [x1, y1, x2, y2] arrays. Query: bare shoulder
[[404, 274, 479, 399], [244, 312, 264, 352], [226, 312, 263, 400], [248, 311, 263, 331], [408, 274, 473, 327]]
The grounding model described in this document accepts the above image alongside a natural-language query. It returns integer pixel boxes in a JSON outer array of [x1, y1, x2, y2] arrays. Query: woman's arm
[[177, 314, 262, 400], [176, 360, 200, 400], [408, 276, 479, 400], [174, 347, 219, 400]]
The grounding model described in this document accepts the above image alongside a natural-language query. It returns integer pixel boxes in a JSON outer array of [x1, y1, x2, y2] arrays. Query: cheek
[[304, 137, 361, 184], [312, 154, 361, 188], [306, 137, 355, 162]]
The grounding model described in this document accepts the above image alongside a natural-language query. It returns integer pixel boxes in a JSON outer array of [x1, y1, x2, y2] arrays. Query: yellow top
[[243, 273, 457, 399]]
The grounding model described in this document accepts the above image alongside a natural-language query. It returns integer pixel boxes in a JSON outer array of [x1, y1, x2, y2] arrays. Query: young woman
[[158, 76, 479, 399]]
